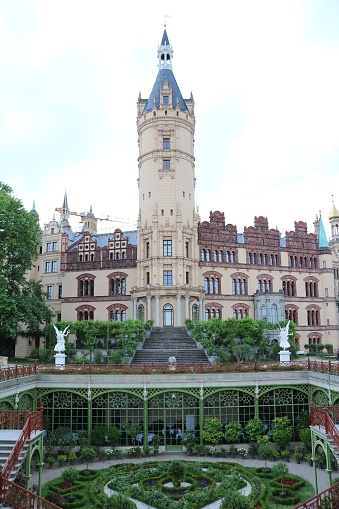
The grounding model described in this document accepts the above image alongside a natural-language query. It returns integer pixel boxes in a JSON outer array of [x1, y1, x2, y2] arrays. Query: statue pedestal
[[55, 353, 66, 369], [279, 350, 291, 365]]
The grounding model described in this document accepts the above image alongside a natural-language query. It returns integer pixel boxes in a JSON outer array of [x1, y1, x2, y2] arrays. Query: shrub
[[220, 492, 254, 509]]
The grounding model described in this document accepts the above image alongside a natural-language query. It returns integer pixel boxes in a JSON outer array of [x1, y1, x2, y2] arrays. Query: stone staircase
[[0, 430, 44, 481], [131, 327, 209, 365]]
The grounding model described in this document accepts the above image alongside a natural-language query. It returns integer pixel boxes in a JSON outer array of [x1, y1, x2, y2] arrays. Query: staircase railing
[[310, 402, 339, 450], [0, 476, 59, 509], [0, 408, 43, 480], [293, 481, 339, 508]]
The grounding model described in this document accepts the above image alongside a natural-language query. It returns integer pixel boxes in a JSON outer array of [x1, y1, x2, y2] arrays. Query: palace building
[[16, 28, 339, 356]]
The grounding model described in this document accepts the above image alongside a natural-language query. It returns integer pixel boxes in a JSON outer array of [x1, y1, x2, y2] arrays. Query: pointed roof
[[143, 69, 188, 112], [329, 198, 339, 220], [62, 189, 69, 210], [161, 29, 170, 46], [318, 214, 329, 249], [30, 200, 39, 217]]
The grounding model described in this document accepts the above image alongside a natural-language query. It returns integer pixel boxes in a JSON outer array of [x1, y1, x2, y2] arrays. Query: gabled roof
[[143, 69, 188, 112]]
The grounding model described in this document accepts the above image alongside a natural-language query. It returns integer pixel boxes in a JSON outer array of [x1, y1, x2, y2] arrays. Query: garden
[[41, 459, 314, 509]]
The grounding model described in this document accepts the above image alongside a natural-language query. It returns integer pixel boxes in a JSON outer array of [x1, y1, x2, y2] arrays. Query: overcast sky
[[1, 0, 339, 237]]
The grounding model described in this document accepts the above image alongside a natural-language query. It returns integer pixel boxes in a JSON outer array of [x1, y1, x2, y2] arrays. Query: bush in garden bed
[[268, 487, 300, 505], [49, 482, 83, 495], [78, 469, 99, 480], [61, 494, 87, 509], [255, 467, 273, 478]]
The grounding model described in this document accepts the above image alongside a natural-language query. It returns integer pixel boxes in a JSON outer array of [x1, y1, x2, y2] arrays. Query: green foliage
[[80, 447, 96, 469], [103, 493, 136, 509], [296, 410, 310, 430], [258, 441, 274, 467], [271, 417, 293, 450], [299, 427, 311, 448], [91, 426, 107, 446], [226, 422, 243, 444], [245, 418, 264, 442], [167, 460, 187, 487], [0, 182, 53, 354], [202, 417, 224, 445], [107, 426, 121, 448], [220, 492, 254, 509], [61, 467, 80, 495]]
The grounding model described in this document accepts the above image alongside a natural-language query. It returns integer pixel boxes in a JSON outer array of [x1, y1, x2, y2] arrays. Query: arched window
[[232, 304, 250, 320], [108, 272, 128, 296], [192, 304, 199, 323], [270, 304, 278, 323], [213, 250, 218, 262], [282, 276, 297, 297], [108, 304, 128, 322], [218, 251, 223, 262], [206, 250, 211, 262], [76, 305, 95, 321], [137, 304, 145, 322], [261, 305, 267, 320], [77, 274, 95, 297], [205, 303, 223, 320], [201, 249, 205, 261]]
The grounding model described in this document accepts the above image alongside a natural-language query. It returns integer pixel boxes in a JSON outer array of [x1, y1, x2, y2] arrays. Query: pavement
[[30, 452, 331, 505]]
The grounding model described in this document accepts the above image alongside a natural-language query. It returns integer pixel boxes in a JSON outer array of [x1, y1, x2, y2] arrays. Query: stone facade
[[18, 29, 339, 355]]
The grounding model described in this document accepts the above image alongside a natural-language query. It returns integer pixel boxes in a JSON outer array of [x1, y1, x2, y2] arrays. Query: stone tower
[[131, 28, 205, 327]]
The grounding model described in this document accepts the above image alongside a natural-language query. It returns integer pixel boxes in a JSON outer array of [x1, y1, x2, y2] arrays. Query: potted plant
[[295, 451, 304, 464], [57, 454, 67, 467], [237, 447, 248, 459], [281, 449, 290, 462], [182, 430, 196, 455], [152, 435, 161, 456], [306, 452, 313, 466], [45, 456, 55, 469], [143, 444, 151, 456], [229, 444, 237, 457], [68, 452, 77, 465]]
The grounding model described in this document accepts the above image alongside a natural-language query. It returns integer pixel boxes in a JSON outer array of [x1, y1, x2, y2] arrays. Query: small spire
[[329, 195, 339, 220], [318, 214, 329, 249], [30, 200, 39, 217], [62, 189, 69, 210]]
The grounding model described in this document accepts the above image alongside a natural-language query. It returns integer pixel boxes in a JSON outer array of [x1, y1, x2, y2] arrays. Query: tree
[[202, 417, 224, 445], [226, 422, 243, 444], [167, 460, 186, 487], [80, 446, 96, 471], [271, 416, 293, 450], [271, 462, 289, 496], [257, 436, 273, 469], [0, 182, 52, 354], [61, 467, 79, 499], [245, 418, 264, 443]]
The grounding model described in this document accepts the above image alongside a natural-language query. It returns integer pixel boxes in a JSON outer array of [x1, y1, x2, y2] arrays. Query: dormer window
[[163, 95, 169, 105], [163, 160, 170, 170]]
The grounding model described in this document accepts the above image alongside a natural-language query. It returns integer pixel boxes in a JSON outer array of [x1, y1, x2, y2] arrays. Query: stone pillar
[[155, 295, 160, 327], [176, 293, 181, 326], [185, 295, 190, 321], [131, 298, 137, 320], [147, 294, 152, 321], [199, 298, 205, 321]]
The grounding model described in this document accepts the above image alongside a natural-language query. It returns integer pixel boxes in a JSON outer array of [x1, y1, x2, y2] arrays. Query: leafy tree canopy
[[0, 182, 52, 353]]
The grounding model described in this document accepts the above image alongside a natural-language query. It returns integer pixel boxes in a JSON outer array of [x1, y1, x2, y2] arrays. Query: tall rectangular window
[[163, 95, 169, 105], [52, 241, 58, 251], [146, 272, 150, 285], [47, 286, 53, 300], [185, 272, 189, 284], [46, 242, 51, 252], [163, 270, 172, 286], [185, 242, 189, 258], [52, 261, 57, 272], [163, 160, 170, 170], [58, 285, 62, 299], [146, 241, 150, 258], [163, 137, 170, 150], [163, 240, 172, 256], [45, 261, 51, 273]]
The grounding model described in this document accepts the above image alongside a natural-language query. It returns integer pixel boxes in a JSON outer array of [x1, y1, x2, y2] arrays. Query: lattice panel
[[312, 389, 328, 406], [18, 393, 33, 411], [0, 400, 14, 409], [146, 388, 200, 400]]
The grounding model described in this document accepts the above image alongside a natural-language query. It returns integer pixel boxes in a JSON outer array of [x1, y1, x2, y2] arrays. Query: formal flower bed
[[270, 475, 305, 490], [42, 459, 313, 509]]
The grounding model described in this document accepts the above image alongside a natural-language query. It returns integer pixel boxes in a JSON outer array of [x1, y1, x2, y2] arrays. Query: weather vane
[[164, 14, 170, 27]]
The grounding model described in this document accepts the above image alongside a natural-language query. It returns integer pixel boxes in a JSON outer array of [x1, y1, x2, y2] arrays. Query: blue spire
[[30, 200, 39, 217], [318, 214, 328, 249]]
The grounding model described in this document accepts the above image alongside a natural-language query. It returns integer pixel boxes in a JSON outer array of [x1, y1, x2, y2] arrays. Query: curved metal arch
[[257, 384, 309, 398], [203, 386, 256, 399], [310, 386, 330, 405], [37, 388, 88, 400], [147, 387, 201, 400], [0, 398, 14, 409], [91, 388, 144, 401]]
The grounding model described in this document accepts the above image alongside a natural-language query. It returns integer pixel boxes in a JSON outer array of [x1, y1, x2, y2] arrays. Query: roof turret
[[329, 197, 339, 220], [143, 29, 188, 113], [317, 214, 329, 249]]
